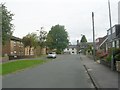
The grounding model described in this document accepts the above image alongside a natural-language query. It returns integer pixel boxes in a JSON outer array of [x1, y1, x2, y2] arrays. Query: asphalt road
[[2, 54, 94, 88]]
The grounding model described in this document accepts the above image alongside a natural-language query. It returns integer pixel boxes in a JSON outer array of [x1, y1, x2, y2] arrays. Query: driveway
[[2, 54, 93, 88]]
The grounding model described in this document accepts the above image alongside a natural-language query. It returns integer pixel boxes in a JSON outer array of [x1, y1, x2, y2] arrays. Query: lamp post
[[92, 12, 96, 61], [108, 0, 114, 70]]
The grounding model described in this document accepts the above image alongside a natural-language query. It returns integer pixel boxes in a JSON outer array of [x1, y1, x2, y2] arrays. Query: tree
[[37, 29, 47, 54], [1, 4, 14, 45], [46, 24, 69, 53], [22, 33, 38, 55], [80, 35, 87, 55], [80, 35, 87, 43]]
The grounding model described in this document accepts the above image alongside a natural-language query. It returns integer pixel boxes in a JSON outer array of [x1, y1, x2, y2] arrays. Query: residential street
[[2, 55, 94, 88], [2, 1, 120, 89]]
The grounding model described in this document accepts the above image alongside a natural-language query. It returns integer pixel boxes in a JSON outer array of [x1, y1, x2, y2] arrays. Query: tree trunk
[[29, 46, 31, 55]]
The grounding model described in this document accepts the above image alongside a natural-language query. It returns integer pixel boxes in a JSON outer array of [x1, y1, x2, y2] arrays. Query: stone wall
[[116, 61, 120, 72]]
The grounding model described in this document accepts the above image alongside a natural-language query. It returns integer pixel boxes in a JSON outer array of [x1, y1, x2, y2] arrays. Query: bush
[[113, 48, 120, 56], [96, 50, 103, 59], [105, 48, 120, 62], [56, 50, 61, 54], [106, 55, 111, 62], [96, 50, 108, 59], [114, 53, 120, 61]]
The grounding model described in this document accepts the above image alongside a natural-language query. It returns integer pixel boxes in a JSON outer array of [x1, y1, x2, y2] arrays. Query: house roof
[[11, 36, 22, 41], [99, 37, 108, 48], [78, 42, 93, 46], [96, 35, 107, 45], [96, 35, 107, 48]]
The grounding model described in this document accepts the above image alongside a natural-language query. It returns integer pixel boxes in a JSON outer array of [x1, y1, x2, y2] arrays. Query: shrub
[[96, 50, 108, 59], [114, 53, 120, 61], [56, 50, 61, 54], [106, 55, 111, 62], [106, 48, 120, 62], [113, 48, 120, 56], [96, 50, 103, 59]]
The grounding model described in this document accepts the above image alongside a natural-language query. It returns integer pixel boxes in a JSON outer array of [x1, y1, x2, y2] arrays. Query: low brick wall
[[1, 55, 36, 63], [100, 60, 111, 68], [116, 61, 120, 72], [9, 55, 35, 60], [1, 57, 9, 63]]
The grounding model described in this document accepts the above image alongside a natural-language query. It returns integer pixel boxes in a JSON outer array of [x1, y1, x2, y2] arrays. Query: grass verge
[[0, 60, 46, 75]]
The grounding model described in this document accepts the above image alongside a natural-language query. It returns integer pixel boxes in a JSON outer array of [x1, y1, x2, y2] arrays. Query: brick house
[[96, 35, 108, 52], [24, 46, 34, 56], [2, 36, 24, 59], [24, 46, 46, 56]]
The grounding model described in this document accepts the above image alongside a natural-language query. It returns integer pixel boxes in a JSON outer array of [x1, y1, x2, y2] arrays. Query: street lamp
[[108, 0, 114, 71], [92, 12, 96, 61]]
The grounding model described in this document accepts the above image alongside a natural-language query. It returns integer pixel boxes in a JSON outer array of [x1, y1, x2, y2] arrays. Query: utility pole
[[92, 12, 96, 61], [108, 0, 114, 70]]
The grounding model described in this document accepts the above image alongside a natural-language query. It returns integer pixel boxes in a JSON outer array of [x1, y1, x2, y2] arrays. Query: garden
[[96, 48, 120, 71]]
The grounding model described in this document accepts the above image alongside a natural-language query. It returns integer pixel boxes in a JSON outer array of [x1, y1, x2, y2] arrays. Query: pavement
[[80, 54, 119, 89], [2, 55, 94, 88]]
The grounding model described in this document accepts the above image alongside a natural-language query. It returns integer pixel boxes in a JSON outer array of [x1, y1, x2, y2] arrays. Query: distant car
[[47, 52, 56, 58]]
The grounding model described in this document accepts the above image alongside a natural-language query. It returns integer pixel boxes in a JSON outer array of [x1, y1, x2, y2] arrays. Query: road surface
[[2, 54, 94, 88]]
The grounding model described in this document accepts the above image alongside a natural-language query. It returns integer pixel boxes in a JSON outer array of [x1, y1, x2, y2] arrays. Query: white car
[[47, 52, 56, 58]]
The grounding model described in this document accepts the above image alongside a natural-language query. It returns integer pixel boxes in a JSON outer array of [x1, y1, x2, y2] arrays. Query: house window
[[72, 52, 74, 54], [67, 48, 69, 50], [11, 52, 13, 54], [72, 48, 74, 50], [14, 51, 17, 54], [115, 41, 117, 48], [117, 40, 119, 48], [14, 41, 16, 46], [112, 41, 115, 47]]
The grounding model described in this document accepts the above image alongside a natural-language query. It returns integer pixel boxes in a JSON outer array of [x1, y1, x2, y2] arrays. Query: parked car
[[47, 52, 56, 58]]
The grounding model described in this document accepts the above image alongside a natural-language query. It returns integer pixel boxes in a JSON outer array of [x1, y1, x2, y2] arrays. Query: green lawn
[[0, 60, 46, 75]]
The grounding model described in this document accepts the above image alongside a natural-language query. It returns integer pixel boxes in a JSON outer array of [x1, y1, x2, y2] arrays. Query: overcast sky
[[2, 0, 120, 44]]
